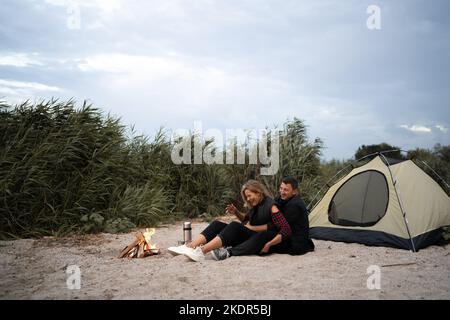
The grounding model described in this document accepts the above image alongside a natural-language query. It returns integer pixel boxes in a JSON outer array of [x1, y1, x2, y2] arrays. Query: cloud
[[76, 53, 181, 74], [399, 124, 432, 133], [74, 52, 291, 123], [1, 0, 449, 160], [44, 0, 122, 12], [0, 79, 60, 92], [0, 79, 62, 103], [435, 125, 448, 133], [0, 53, 43, 67], [43, 0, 123, 30]]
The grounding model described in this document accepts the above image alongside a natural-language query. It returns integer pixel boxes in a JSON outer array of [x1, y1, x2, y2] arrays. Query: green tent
[[309, 156, 450, 251]]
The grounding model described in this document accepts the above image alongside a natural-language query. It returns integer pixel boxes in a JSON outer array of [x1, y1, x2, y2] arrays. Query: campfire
[[118, 228, 160, 258]]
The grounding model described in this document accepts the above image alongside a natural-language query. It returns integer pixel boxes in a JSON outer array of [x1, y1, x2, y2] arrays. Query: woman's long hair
[[240, 179, 273, 208]]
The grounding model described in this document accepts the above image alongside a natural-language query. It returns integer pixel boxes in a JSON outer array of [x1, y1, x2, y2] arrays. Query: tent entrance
[[328, 170, 389, 227]]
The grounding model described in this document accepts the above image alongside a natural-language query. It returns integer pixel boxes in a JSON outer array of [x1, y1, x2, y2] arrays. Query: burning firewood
[[118, 228, 160, 258]]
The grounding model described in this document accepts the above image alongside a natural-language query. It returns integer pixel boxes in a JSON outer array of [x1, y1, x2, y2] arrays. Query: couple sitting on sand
[[168, 176, 315, 262]]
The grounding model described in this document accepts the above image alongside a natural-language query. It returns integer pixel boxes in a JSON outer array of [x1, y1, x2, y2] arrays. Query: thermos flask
[[183, 222, 192, 244]]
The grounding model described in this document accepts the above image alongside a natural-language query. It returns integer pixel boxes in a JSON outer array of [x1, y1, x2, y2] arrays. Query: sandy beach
[[1, 219, 449, 300]]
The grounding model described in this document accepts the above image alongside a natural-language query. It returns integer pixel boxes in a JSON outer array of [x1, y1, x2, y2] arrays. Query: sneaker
[[183, 246, 205, 262], [167, 244, 192, 256], [211, 247, 230, 261]]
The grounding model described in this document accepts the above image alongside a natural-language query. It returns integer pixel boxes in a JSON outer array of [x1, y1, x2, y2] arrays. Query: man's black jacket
[[268, 195, 314, 254]]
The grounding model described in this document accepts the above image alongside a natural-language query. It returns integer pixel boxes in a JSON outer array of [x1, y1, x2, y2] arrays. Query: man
[[212, 176, 314, 260]]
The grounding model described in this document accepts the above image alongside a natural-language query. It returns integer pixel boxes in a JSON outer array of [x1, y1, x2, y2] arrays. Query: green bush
[[0, 100, 171, 238], [0, 100, 324, 239], [104, 217, 136, 234]]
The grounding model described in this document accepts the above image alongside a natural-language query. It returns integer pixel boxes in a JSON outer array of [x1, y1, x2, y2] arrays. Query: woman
[[168, 179, 291, 262]]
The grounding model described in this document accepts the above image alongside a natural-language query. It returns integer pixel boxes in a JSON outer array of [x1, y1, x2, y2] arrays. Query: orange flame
[[142, 228, 159, 254]]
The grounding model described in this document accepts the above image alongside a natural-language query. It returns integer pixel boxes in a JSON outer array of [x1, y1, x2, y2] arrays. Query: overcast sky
[[1, 0, 449, 160]]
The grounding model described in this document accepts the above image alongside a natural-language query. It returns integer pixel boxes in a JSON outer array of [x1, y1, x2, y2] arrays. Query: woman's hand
[[226, 203, 247, 222], [260, 243, 271, 254], [245, 223, 255, 231], [225, 203, 239, 217]]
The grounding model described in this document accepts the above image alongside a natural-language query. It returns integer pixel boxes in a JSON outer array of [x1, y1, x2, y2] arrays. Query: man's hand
[[260, 243, 271, 254]]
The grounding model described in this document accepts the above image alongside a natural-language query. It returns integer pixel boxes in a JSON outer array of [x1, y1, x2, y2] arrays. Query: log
[[139, 250, 153, 258], [118, 233, 144, 258], [118, 232, 160, 258]]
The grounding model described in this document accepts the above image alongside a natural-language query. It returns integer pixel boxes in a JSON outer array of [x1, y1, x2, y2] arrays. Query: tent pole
[[379, 153, 417, 252], [418, 160, 450, 190]]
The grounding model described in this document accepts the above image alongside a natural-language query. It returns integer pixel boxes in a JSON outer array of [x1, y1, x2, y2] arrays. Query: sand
[[1, 218, 449, 300]]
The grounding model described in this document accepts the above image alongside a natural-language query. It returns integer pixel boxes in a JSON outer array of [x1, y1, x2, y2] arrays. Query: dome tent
[[309, 154, 450, 251]]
